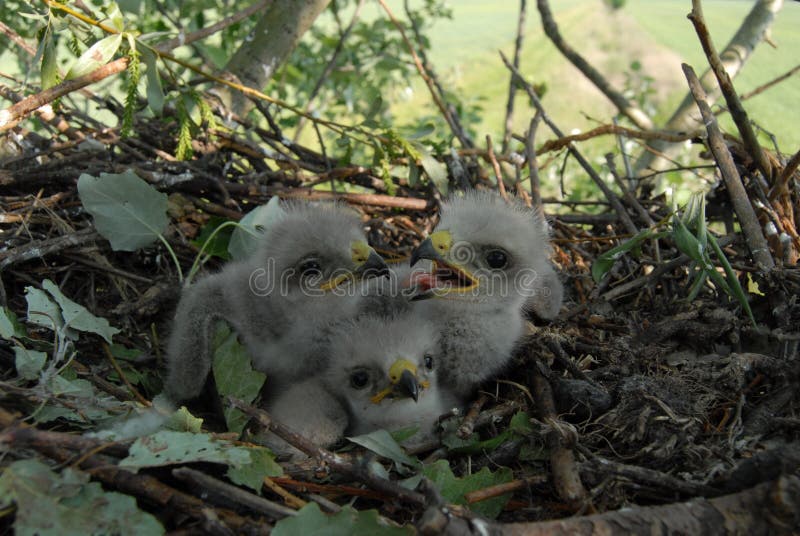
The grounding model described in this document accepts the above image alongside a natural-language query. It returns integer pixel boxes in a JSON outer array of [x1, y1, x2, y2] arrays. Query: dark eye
[[350, 370, 369, 389], [423, 354, 434, 370], [485, 249, 508, 269], [299, 259, 322, 277]]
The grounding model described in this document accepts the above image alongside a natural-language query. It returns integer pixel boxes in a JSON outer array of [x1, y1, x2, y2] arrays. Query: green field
[[390, 0, 800, 162]]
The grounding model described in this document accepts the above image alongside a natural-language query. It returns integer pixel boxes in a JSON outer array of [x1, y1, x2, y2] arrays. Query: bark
[[494, 475, 800, 536], [634, 0, 783, 178], [216, 0, 331, 117]]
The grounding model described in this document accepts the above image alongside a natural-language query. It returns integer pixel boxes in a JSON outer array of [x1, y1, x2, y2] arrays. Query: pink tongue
[[410, 272, 436, 292]]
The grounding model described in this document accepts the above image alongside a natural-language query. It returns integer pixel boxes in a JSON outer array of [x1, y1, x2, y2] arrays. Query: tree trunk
[[217, 0, 331, 117], [634, 0, 783, 179]]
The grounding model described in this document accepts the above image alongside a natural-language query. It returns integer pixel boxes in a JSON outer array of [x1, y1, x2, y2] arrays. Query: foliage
[[273, 503, 413, 536], [0, 459, 164, 536], [211, 322, 267, 435]]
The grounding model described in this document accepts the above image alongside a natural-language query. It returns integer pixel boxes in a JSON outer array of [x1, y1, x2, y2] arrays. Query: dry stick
[[154, 0, 269, 52], [486, 135, 509, 201], [465, 475, 548, 505], [526, 112, 543, 211], [0, 227, 98, 270], [529, 124, 698, 155], [172, 467, 297, 520], [501, 0, 528, 154], [102, 343, 151, 406], [682, 64, 775, 271], [579, 455, 718, 497], [500, 51, 638, 235], [739, 62, 800, 102], [228, 397, 426, 506], [262, 477, 308, 509], [688, 0, 772, 180], [0, 57, 130, 133], [531, 364, 588, 508], [293, 0, 366, 142], [378, 0, 472, 149], [774, 148, 800, 199], [534, 0, 652, 130], [457, 393, 489, 439]]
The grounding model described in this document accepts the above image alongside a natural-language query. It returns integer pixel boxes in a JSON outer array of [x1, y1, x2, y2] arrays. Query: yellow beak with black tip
[[409, 230, 479, 299], [319, 241, 389, 291], [410, 230, 452, 266], [370, 358, 430, 404]]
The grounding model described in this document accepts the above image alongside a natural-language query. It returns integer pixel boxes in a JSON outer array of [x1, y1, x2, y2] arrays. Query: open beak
[[319, 242, 389, 291], [409, 231, 478, 299], [370, 358, 428, 404]]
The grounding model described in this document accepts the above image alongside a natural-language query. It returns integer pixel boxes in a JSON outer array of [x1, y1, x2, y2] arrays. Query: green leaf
[[508, 411, 534, 435], [0, 459, 164, 536], [228, 197, 283, 261], [162, 403, 204, 433], [227, 446, 283, 492], [0, 306, 26, 339], [272, 503, 412, 536], [77, 170, 168, 251], [25, 285, 65, 332], [104, 2, 125, 32], [66, 33, 123, 79], [41, 33, 59, 90], [141, 48, 164, 115], [41, 279, 119, 343], [120, 430, 251, 470], [420, 152, 448, 195], [708, 232, 756, 326], [211, 323, 266, 434], [347, 429, 421, 474], [14, 347, 47, 380], [422, 460, 513, 519], [191, 216, 233, 260], [591, 228, 658, 283], [672, 216, 708, 266]]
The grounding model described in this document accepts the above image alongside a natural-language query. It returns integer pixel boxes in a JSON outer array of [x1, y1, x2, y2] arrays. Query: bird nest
[[1, 114, 799, 534]]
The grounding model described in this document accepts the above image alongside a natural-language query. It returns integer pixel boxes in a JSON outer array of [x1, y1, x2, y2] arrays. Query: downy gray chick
[[265, 314, 461, 452], [409, 190, 563, 398], [164, 201, 388, 403]]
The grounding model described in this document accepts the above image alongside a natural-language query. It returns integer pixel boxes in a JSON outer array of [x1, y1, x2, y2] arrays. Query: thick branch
[[689, 0, 772, 180], [682, 63, 774, 271], [535, 0, 652, 130], [497, 476, 800, 536], [635, 0, 783, 176], [0, 58, 129, 133]]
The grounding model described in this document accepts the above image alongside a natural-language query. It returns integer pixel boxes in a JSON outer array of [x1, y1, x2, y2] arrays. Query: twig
[[530, 362, 589, 508], [502, 0, 528, 154], [0, 58, 130, 133], [681, 63, 775, 271], [500, 51, 638, 235], [228, 397, 426, 506], [486, 135, 509, 201], [154, 1, 269, 52], [464, 474, 548, 505], [0, 227, 98, 270], [102, 343, 151, 406], [172, 466, 297, 519], [293, 0, 366, 141], [773, 148, 800, 199], [688, 0, 772, 180], [457, 393, 489, 439], [738, 62, 800, 102], [534, 0, 652, 130], [262, 476, 308, 509], [525, 112, 543, 211], [580, 455, 719, 497], [529, 124, 699, 155], [378, 0, 473, 149]]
